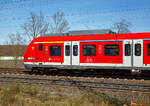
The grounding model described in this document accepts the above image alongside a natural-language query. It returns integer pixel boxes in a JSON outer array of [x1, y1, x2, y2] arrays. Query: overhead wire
[[0, 7, 150, 21], [0, 1, 150, 31]]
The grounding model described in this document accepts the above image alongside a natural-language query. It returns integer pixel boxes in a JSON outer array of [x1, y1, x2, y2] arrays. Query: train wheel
[[30, 68, 37, 74]]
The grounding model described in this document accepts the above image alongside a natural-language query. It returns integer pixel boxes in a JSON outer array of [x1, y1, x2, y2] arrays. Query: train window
[[65, 45, 70, 56], [39, 44, 43, 51], [135, 44, 141, 56], [125, 44, 131, 56], [147, 44, 150, 56], [49, 45, 61, 56], [73, 45, 78, 56], [104, 44, 119, 56], [82, 45, 96, 56]]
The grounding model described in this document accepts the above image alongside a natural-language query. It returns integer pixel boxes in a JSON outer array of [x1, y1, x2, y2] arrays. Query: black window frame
[[49, 45, 61, 56], [39, 44, 43, 51], [147, 44, 150, 56], [135, 44, 141, 56], [125, 44, 131, 56], [65, 45, 70, 56], [104, 44, 119, 56], [82, 45, 96, 56]]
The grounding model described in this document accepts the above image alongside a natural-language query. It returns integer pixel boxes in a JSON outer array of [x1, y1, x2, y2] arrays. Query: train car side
[[24, 33, 150, 72]]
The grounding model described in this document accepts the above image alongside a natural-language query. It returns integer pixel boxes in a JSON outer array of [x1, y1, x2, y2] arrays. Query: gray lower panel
[[24, 63, 150, 70]]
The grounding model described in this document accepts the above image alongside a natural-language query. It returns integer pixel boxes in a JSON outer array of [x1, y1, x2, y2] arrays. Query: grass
[[0, 83, 131, 106]]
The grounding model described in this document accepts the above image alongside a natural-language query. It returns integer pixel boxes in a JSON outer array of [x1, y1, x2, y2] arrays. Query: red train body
[[24, 32, 150, 71]]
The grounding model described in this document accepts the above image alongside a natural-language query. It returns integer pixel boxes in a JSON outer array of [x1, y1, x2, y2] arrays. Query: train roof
[[33, 32, 150, 42], [41, 29, 115, 37]]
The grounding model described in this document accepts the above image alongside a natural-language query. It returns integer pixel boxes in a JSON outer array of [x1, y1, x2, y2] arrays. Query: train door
[[63, 42, 71, 65], [35, 44, 45, 62], [72, 41, 80, 65], [133, 40, 143, 67], [123, 40, 132, 66]]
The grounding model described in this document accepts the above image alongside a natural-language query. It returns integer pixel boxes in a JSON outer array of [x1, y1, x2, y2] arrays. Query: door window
[[39, 44, 43, 51], [73, 45, 78, 56], [125, 44, 131, 56], [65, 45, 70, 56], [135, 44, 141, 56]]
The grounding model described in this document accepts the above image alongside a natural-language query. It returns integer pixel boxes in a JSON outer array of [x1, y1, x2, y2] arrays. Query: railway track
[[0, 74, 150, 103], [0, 69, 150, 85], [0, 75, 150, 92], [0, 69, 150, 103], [0, 69, 150, 92]]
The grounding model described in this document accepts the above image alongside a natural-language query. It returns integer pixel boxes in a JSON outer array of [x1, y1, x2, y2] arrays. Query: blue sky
[[0, 0, 150, 44]]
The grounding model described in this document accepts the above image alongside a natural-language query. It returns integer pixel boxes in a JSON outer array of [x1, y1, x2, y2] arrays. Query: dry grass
[[0, 83, 127, 106]]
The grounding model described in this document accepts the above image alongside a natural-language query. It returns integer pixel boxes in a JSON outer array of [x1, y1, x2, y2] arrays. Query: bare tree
[[6, 32, 26, 45], [6, 32, 27, 69], [112, 19, 131, 34], [22, 11, 49, 41], [50, 11, 69, 33]]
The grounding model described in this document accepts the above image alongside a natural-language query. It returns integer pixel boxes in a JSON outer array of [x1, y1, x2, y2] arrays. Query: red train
[[24, 31, 150, 74]]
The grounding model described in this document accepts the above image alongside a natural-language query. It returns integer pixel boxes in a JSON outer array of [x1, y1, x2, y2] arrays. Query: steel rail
[[0, 76, 150, 93]]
